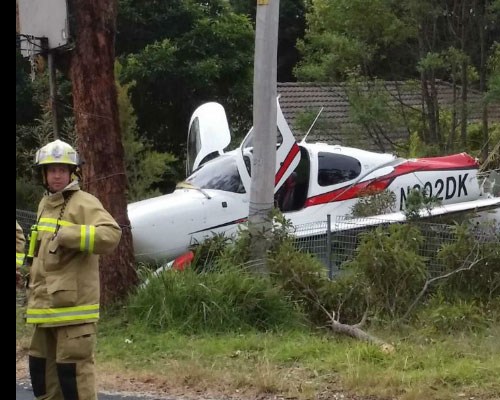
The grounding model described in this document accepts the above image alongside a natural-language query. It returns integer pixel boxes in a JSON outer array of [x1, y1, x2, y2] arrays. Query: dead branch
[[317, 301, 395, 353], [289, 269, 394, 351], [353, 308, 369, 329]]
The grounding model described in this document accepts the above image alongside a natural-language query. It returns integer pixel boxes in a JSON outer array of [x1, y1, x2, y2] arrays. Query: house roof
[[277, 81, 500, 153]]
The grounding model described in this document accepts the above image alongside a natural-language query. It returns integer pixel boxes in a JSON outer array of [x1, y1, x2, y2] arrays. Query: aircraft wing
[[294, 196, 500, 238]]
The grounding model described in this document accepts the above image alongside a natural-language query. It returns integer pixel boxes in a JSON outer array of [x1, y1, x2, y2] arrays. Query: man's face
[[45, 164, 72, 193]]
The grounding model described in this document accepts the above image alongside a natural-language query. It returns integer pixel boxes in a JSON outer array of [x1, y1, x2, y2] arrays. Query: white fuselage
[[128, 99, 498, 265], [128, 188, 248, 262], [128, 143, 489, 264]]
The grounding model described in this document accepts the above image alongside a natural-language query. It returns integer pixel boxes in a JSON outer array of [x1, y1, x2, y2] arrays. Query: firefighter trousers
[[28, 323, 97, 400]]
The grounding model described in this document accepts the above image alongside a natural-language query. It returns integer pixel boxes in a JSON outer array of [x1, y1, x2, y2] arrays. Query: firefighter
[[16, 220, 26, 286], [26, 139, 122, 400]]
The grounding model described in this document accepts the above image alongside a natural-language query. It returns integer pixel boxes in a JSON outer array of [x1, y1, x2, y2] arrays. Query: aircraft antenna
[[300, 107, 324, 144]]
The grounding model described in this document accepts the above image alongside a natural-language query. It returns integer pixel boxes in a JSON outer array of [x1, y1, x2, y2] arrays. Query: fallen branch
[[287, 269, 394, 352], [317, 297, 395, 353]]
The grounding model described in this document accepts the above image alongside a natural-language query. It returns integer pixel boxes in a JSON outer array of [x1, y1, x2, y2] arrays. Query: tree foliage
[[229, 0, 306, 82], [486, 41, 500, 103], [295, 0, 415, 81], [295, 0, 500, 154], [437, 222, 500, 301], [115, 62, 177, 201], [117, 0, 254, 160], [15, 59, 176, 209], [16, 51, 39, 124]]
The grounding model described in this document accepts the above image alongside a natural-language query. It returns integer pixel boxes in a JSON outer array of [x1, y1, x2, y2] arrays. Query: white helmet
[[34, 139, 80, 168]]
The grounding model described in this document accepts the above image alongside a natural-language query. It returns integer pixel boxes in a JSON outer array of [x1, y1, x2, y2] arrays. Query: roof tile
[[277, 81, 500, 152]]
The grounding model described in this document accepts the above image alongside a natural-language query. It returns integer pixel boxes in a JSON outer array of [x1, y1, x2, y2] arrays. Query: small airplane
[[127, 99, 500, 266]]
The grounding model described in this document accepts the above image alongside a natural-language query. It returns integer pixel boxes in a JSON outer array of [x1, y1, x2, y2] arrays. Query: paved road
[[16, 381, 170, 400]]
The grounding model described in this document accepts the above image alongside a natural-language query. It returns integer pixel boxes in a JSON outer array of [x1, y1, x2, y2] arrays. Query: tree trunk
[[417, 36, 430, 144], [68, 0, 138, 306], [448, 66, 458, 151], [478, 0, 489, 161], [460, 0, 469, 148]]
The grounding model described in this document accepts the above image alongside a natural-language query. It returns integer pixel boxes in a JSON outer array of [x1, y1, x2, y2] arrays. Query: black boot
[[56, 362, 78, 400], [29, 355, 47, 397]]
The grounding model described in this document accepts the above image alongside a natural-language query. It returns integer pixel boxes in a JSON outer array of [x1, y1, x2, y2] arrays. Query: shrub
[[416, 293, 492, 334], [350, 189, 396, 217], [343, 224, 428, 319], [16, 177, 43, 211], [268, 240, 334, 326], [128, 264, 306, 333], [436, 222, 500, 302]]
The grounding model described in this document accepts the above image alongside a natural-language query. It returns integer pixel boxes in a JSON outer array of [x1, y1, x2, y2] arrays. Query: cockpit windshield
[[186, 155, 246, 193]]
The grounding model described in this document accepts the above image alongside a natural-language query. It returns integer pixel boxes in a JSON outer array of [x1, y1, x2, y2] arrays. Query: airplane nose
[[127, 188, 248, 265], [127, 191, 206, 263]]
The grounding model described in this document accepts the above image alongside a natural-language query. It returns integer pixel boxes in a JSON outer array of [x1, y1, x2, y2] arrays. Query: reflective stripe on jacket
[[26, 184, 121, 326], [16, 253, 24, 266]]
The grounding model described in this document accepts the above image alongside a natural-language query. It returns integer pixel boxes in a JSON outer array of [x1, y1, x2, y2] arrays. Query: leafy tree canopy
[[115, 61, 178, 199], [117, 0, 254, 158], [229, 0, 306, 81], [295, 0, 500, 83], [16, 50, 43, 125], [295, 0, 416, 81]]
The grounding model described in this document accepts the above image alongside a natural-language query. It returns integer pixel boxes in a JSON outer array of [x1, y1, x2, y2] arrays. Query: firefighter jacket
[[26, 182, 122, 327], [16, 220, 26, 267]]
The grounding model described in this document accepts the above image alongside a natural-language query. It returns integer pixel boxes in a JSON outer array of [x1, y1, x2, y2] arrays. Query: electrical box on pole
[[17, 0, 72, 139]]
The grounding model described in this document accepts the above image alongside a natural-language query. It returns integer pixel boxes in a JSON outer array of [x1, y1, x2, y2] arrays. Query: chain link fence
[[16, 208, 499, 279], [16, 209, 36, 240], [294, 214, 499, 278]]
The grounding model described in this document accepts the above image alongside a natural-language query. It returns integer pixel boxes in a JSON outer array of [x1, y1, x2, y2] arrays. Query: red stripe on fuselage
[[275, 143, 300, 185], [305, 179, 392, 207], [304, 154, 478, 208]]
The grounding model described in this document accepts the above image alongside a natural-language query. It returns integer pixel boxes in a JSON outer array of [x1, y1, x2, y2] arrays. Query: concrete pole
[[248, 0, 280, 274]]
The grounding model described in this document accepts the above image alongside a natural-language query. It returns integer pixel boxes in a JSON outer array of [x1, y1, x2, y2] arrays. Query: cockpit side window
[[317, 152, 361, 186], [241, 127, 284, 177], [187, 156, 246, 193]]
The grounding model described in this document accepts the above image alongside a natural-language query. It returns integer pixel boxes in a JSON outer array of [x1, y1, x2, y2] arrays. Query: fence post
[[326, 214, 332, 279]]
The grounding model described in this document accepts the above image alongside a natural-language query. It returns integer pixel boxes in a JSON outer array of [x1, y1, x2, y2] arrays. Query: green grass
[[129, 266, 307, 333], [16, 261, 500, 400], [16, 302, 500, 400], [87, 315, 500, 400]]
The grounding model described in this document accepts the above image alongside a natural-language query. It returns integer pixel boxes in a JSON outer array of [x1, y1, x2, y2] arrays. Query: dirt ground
[[16, 345, 386, 400]]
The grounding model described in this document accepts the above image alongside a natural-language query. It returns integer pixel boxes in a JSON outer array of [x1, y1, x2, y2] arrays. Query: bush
[[416, 294, 492, 334], [16, 177, 43, 211], [322, 271, 369, 325], [130, 215, 498, 336], [436, 222, 500, 302], [268, 240, 334, 326], [350, 189, 396, 217], [343, 224, 428, 319], [127, 264, 306, 333]]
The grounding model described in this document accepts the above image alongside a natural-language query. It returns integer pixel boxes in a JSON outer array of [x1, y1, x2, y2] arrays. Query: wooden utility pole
[[47, 50, 59, 139], [67, 0, 138, 305], [248, 0, 280, 274]]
